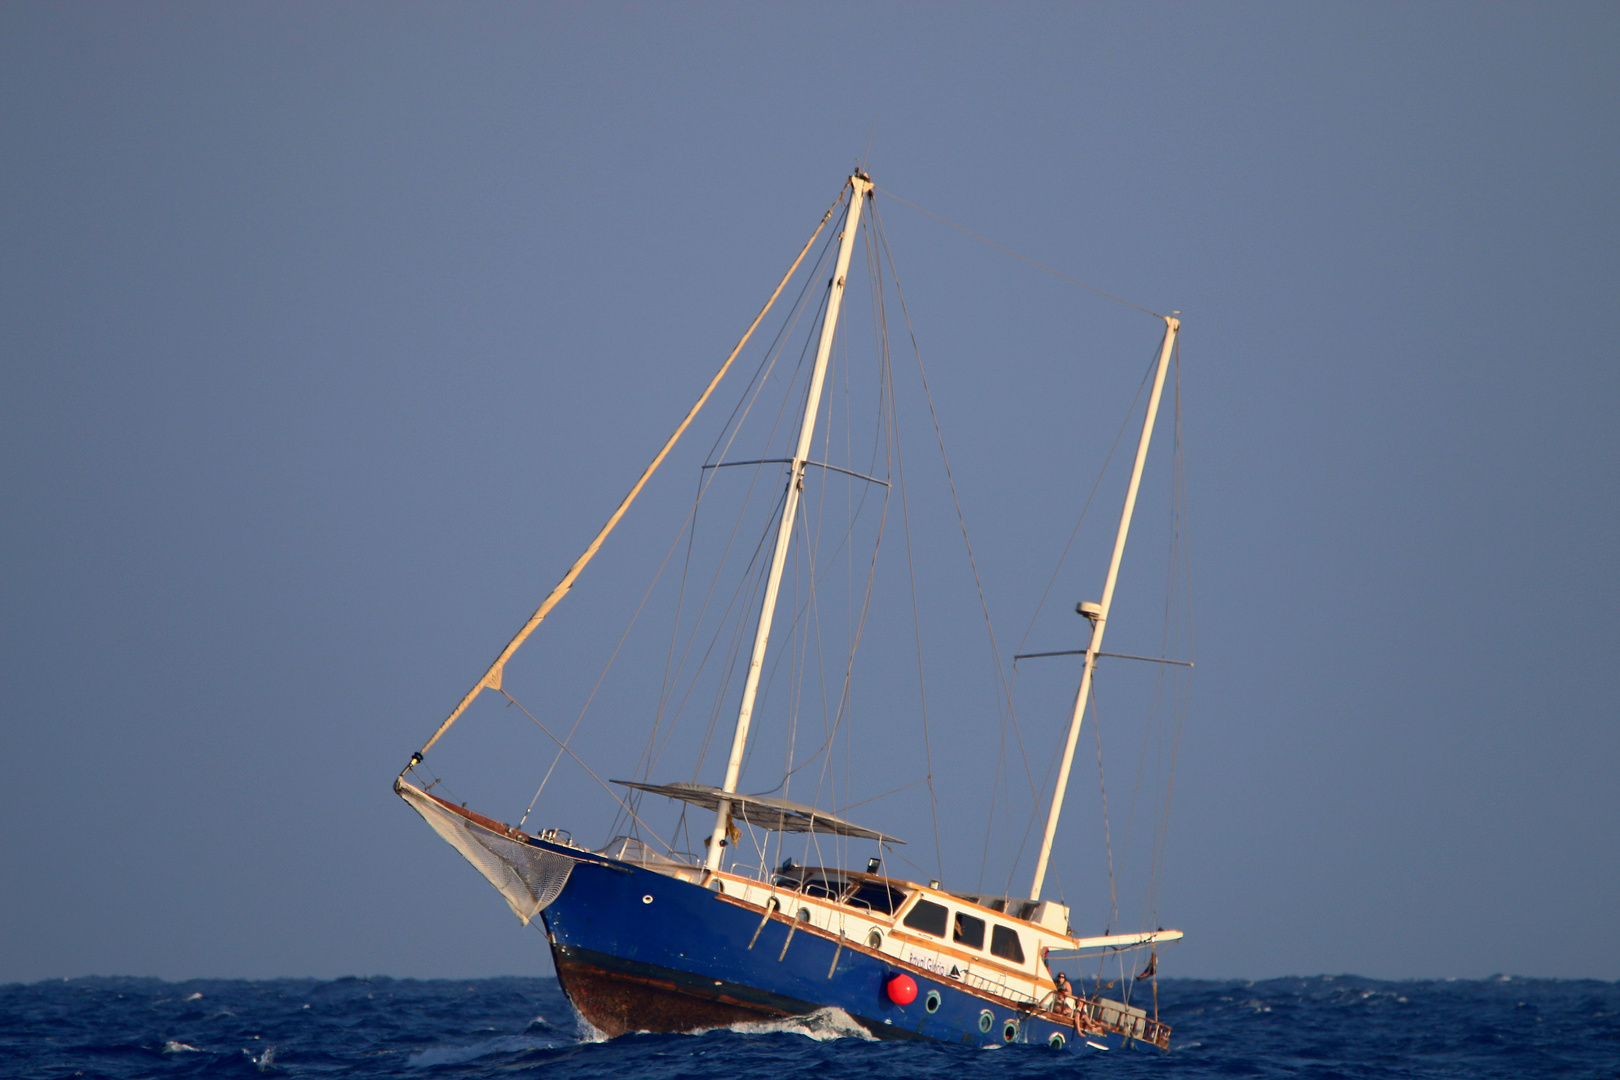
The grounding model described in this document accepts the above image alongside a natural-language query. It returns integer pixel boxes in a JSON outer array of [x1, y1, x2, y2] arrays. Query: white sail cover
[[396, 780, 575, 924]]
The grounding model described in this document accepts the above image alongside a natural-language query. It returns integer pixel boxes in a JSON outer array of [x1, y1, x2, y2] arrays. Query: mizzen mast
[[1028, 315, 1179, 901], [703, 174, 872, 871]]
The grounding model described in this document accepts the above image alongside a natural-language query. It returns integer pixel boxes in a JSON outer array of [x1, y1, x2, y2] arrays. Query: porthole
[[765, 897, 780, 912], [1048, 1032, 1065, 1049], [866, 928, 883, 949], [978, 1009, 994, 1033], [1002, 1018, 1019, 1042], [797, 907, 811, 922], [641, 894, 653, 904], [924, 990, 941, 1014]]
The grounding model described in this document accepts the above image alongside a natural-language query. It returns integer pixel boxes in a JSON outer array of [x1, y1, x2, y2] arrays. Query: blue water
[[4, 976, 1616, 1079]]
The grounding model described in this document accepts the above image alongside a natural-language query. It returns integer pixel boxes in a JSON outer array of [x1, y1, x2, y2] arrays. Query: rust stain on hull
[[556, 957, 792, 1038]]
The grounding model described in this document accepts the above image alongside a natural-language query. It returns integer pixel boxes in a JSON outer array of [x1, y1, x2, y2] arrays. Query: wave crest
[[708, 1007, 877, 1042]]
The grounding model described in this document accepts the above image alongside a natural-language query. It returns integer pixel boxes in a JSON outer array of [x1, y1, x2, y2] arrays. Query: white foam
[[162, 1041, 201, 1054], [570, 1003, 610, 1044], [184, 992, 204, 1002], [702, 1006, 877, 1042]]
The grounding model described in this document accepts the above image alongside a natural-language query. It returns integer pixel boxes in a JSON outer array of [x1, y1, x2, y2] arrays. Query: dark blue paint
[[537, 841, 1111, 1052]]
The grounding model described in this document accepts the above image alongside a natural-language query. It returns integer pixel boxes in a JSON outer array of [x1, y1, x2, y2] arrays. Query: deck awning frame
[[612, 779, 903, 844]]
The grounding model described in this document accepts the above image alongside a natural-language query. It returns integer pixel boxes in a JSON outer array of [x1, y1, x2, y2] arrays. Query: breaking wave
[[706, 1006, 877, 1042]]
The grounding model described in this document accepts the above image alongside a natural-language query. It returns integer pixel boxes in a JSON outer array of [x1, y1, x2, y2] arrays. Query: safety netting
[[397, 780, 575, 924]]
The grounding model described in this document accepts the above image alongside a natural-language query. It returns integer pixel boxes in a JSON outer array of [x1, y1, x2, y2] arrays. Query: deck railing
[[960, 967, 1037, 1006], [1074, 995, 1171, 1050]]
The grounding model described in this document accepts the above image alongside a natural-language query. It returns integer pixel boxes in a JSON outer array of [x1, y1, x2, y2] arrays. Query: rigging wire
[[498, 687, 674, 854], [1145, 337, 1194, 928], [1119, 378, 1191, 928], [628, 271, 836, 810], [834, 775, 928, 813], [610, 432, 790, 839], [868, 200, 945, 879], [872, 198, 1033, 889], [619, 191, 885, 843], [1118, 337, 1194, 939], [501, 182, 1192, 940], [411, 190, 845, 765], [509, 192, 846, 842], [791, 309, 890, 826], [732, 465, 875, 797], [642, 221, 838, 765], [996, 341, 1164, 896], [1009, 354, 1156, 658], [742, 483, 887, 794], [518, 486, 703, 829], [651, 236, 838, 743], [1090, 685, 1119, 933], [802, 205, 893, 874], [612, 446, 784, 835], [874, 186, 1164, 319]]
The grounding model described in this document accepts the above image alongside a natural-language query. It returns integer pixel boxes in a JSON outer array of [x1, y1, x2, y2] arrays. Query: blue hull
[[536, 842, 1123, 1053]]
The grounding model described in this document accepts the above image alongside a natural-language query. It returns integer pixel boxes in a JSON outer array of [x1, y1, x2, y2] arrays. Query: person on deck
[[1050, 972, 1074, 1015]]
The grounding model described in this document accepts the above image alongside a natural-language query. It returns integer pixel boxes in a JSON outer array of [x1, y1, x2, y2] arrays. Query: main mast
[[1029, 315, 1179, 901], [704, 174, 872, 872]]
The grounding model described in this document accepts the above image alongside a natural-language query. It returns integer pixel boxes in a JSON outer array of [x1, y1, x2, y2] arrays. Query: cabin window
[[953, 912, 986, 950], [804, 877, 841, 900], [902, 899, 948, 937], [990, 925, 1025, 963], [848, 882, 906, 914]]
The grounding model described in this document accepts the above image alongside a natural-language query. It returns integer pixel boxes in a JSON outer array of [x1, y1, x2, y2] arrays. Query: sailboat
[[396, 171, 1187, 1052]]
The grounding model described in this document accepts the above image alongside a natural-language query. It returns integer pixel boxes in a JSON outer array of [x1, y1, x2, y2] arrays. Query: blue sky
[[2, 3, 1615, 983]]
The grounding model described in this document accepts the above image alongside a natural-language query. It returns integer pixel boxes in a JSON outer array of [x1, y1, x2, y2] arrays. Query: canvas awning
[[612, 780, 904, 844]]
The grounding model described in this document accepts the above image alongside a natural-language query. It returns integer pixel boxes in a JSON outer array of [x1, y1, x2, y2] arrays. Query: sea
[[3, 975, 1616, 1079]]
